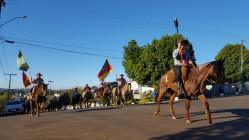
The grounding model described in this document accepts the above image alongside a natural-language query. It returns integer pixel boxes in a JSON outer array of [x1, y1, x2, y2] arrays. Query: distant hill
[[0, 88, 7, 91]]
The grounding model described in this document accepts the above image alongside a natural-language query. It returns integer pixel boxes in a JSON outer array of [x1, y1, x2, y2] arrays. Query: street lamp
[[241, 38, 249, 94], [0, 16, 27, 28]]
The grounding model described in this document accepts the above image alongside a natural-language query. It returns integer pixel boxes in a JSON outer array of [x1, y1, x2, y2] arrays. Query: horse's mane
[[188, 61, 218, 82]]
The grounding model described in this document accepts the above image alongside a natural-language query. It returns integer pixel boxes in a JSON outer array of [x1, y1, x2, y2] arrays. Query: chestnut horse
[[82, 87, 93, 108], [30, 84, 48, 117], [154, 60, 225, 124], [94, 86, 111, 106]]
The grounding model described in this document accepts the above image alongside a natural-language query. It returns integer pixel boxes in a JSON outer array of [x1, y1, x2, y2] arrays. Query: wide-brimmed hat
[[120, 74, 124, 76], [176, 39, 188, 46], [36, 73, 42, 76]]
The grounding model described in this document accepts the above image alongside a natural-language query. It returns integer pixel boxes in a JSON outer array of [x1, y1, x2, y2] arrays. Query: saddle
[[181, 64, 193, 81], [165, 64, 192, 83]]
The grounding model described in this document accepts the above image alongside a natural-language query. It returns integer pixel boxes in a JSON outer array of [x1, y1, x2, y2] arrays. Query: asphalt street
[[0, 94, 249, 140]]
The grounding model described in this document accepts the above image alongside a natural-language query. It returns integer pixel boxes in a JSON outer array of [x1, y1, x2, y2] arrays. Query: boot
[[176, 82, 182, 97]]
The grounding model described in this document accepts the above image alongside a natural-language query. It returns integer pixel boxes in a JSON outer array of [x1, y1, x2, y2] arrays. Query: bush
[[142, 90, 153, 99]]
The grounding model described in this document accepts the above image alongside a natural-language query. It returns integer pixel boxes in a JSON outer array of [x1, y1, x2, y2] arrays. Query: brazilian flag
[[97, 59, 113, 82], [17, 50, 29, 71]]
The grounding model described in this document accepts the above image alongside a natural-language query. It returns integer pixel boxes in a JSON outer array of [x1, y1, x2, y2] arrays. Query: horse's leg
[[198, 94, 212, 124], [125, 94, 128, 107], [114, 96, 117, 107], [30, 100, 33, 116], [94, 95, 97, 107], [185, 95, 192, 123], [154, 86, 167, 116], [121, 95, 125, 107], [169, 91, 177, 119], [36, 102, 39, 117]]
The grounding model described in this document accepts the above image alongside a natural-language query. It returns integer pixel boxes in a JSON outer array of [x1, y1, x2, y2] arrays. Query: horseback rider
[[116, 74, 127, 93], [173, 39, 193, 96], [84, 84, 91, 91], [29, 73, 44, 98], [73, 88, 79, 97]]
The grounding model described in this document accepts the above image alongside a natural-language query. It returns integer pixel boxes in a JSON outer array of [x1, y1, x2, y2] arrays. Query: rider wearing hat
[[116, 74, 127, 93], [173, 39, 193, 96], [29, 73, 44, 98], [31, 73, 44, 85]]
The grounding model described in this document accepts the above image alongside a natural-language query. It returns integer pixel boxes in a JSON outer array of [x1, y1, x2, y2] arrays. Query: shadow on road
[[75, 106, 121, 113], [150, 108, 249, 140]]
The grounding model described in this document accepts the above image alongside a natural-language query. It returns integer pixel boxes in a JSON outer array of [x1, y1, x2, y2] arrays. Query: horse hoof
[[186, 120, 192, 124], [172, 116, 176, 120], [154, 111, 159, 116], [208, 119, 212, 124]]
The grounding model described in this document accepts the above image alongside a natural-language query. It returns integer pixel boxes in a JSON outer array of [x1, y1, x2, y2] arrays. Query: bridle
[[191, 64, 217, 84]]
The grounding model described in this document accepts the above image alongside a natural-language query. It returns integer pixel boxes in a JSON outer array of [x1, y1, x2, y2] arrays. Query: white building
[[129, 81, 154, 99]]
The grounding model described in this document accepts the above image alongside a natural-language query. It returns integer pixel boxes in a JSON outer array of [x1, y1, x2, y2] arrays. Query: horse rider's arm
[[31, 78, 37, 84], [116, 74, 118, 81], [186, 50, 193, 64], [173, 49, 180, 59]]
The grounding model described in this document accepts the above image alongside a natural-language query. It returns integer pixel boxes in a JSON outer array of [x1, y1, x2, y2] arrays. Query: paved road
[[1, 94, 249, 140]]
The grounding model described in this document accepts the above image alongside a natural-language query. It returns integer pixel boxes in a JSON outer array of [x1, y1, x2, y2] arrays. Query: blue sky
[[0, 0, 249, 90]]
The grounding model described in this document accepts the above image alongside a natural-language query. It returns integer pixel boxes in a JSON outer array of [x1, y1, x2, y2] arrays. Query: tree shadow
[[150, 109, 249, 140]]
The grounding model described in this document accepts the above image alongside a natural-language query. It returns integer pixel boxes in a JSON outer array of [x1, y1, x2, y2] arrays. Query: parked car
[[2, 100, 24, 115], [204, 89, 214, 98]]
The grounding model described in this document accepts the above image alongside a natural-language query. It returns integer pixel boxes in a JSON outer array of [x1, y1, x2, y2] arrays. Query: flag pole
[[107, 58, 117, 76]]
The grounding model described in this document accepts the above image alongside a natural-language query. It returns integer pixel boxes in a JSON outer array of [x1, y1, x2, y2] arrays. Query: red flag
[[22, 71, 31, 90], [97, 59, 113, 81]]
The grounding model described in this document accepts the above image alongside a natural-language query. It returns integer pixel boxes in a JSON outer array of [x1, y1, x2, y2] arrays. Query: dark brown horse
[[94, 86, 111, 106], [30, 84, 48, 117], [154, 60, 225, 124], [82, 87, 92, 108]]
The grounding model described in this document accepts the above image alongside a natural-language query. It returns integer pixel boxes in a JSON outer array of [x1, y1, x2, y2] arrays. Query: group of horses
[[28, 60, 225, 124], [73, 84, 131, 109], [28, 83, 132, 117]]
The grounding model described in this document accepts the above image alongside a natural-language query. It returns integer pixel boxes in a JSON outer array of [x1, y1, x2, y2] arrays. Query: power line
[[2, 39, 123, 59], [0, 36, 123, 53]]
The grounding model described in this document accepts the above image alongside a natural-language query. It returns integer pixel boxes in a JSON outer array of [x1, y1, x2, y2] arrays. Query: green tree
[[215, 44, 249, 83], [123, 34, 196, 85], [122, 40, 144, 81]]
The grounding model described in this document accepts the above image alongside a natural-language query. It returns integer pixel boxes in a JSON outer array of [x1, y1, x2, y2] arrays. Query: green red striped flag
[[97, 59, 113, 82]]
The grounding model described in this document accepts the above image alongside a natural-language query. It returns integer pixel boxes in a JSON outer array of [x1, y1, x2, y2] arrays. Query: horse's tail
[[155, 86, 160, 103]]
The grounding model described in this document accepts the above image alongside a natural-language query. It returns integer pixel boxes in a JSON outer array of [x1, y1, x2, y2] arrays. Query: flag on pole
[[22, 71, 31, 90], [97, 59, 113, 82], [17, 50, 29, 71]]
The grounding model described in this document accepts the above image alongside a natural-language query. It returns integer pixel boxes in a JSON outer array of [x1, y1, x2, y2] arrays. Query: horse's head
[[209, 60, 225, 84], [40, 84, 48, 96]]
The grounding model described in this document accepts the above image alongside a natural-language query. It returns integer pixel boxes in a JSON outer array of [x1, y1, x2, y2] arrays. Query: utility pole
[[5, 73, 17, 100], [48, 81, 53, 96], [241, 38, 249, 94]]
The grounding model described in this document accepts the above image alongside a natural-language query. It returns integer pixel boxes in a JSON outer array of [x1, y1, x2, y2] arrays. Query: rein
[[191, 64, 216, 84]]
